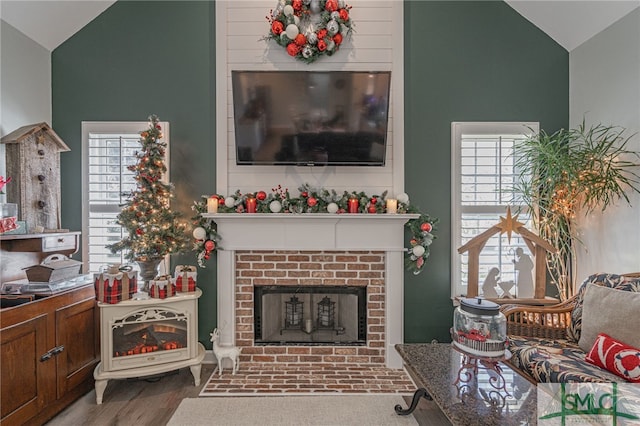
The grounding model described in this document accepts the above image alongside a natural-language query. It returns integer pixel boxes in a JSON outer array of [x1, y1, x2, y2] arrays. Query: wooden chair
[[501, 272, 640, 340]]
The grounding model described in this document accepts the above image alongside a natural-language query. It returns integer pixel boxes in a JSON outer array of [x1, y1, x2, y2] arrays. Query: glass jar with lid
[[452, 297, 507, 358]]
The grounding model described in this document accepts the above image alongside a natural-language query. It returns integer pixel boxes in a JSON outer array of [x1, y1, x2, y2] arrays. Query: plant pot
[[137, 258, 163, 293]]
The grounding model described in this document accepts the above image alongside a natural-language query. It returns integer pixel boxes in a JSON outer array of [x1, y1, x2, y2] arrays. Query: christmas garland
[[264, 0, 353, 63], [191, 184, 437, 274]]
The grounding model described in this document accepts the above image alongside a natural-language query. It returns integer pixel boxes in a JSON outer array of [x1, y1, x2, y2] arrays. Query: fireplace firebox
[[254, 285, 366, 345]]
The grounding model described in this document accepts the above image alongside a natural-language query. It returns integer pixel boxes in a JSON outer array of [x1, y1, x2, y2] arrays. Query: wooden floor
[[46, 364, 451, 426]]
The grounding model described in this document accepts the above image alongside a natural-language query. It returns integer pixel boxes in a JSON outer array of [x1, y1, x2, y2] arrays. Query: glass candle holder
[[207, 197, 219, 213], [386, 199, 398, 214], [348, 198, 359, 213], [246, 196, 257, 213]]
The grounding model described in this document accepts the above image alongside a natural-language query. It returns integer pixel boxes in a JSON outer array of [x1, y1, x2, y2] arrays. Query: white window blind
[[81, 122, 169, 273], [451, 122, 538, 299]]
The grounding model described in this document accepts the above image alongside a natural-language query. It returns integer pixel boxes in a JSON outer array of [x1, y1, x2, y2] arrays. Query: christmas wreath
[[192, 184, 438, 274], [265, 0, 354, 63]]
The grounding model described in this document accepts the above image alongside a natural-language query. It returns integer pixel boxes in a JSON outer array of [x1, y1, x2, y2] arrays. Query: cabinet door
[[1, 314, 50, 425], [55, 298, 99, 398]]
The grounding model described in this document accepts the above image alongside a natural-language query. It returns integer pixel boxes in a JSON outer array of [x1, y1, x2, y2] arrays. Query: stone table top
[[395, 343, 537, 425]]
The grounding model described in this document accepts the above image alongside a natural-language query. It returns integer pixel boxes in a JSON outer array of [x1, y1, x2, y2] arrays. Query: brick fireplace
[[235, 250, 386, 365], [204, 213, 417, 369]]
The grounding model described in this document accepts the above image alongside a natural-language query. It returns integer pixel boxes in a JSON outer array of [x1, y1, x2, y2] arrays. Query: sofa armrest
[[501, 297, 577, 340]]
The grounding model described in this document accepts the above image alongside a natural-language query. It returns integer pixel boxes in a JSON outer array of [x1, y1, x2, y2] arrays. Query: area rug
[[199, 363, 417, 396], [167, 395, 418, 426]]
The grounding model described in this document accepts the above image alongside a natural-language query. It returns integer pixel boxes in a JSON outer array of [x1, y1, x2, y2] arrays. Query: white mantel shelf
[[201, 213, 419, 252], [203, 213, 419, 369]]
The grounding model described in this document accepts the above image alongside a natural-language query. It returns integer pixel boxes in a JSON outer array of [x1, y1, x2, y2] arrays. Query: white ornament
[[225, 196, 236, 207], [192, 227, 206, 240], [307, 32, 318, 45], [283, 4, 294, 16], [327, 40, 335, 51], [412, 245, 426, 257], [331, 11, 340, 20], [302, 45, 313, 58], [397, 193, 410, 204], [294, 15, 300, 26], [327, 20, 339, 36], [285, 24, 299, 39], [327, 202, 339, 213], [269, 200, 283, 213]]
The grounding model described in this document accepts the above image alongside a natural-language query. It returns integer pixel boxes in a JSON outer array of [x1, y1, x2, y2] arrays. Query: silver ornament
[[327, 20, 339, 36], [331, 11, 340, 20], [307, 32, 318, 45], [327, 40, 336, 51], [310, 0, 321, 13], [302, 46, 313, 59]]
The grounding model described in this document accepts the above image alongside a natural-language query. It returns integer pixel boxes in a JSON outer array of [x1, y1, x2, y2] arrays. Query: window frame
[[450, 122, 539, 300], [81, 121, 170, 273]]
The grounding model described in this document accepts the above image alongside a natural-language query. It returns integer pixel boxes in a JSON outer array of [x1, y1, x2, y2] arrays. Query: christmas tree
[[107, 115, 190, 262]]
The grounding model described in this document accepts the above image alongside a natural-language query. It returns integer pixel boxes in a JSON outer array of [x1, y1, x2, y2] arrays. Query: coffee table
[[395, 343, 537, 425]]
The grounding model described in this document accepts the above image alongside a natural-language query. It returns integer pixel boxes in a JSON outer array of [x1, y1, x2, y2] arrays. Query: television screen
[[231, 70, 391, 166]]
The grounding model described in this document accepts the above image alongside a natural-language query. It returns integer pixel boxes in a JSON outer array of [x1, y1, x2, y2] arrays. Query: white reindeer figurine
[[210, 328, 241, 377]]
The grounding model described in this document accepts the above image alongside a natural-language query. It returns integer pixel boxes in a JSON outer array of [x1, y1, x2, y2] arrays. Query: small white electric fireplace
[[202, 213, 417, 369], [93, 290, 205, 404]]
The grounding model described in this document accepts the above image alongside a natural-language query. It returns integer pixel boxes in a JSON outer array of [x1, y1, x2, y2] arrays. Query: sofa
[[501, 272, 640, 383]]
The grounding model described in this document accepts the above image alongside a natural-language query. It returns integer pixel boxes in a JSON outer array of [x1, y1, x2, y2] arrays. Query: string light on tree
[[106, 115, 191, 262]]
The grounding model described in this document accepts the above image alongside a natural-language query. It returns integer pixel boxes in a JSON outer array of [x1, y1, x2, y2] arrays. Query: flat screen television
[[231, 70, 391, 166]]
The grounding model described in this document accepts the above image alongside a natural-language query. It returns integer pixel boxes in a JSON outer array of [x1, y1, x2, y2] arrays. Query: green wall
[[403, 1, 568, 343], [51, 0, 568, 348], [51, 1, 217, 345]]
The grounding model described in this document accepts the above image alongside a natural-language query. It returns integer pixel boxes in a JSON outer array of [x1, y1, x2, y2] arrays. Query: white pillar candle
[[386, 199, 398, 214], [207, 197, 219, 213]]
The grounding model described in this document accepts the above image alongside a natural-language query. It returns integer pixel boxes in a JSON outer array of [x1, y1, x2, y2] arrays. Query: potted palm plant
[[514, 120, 640, 301]]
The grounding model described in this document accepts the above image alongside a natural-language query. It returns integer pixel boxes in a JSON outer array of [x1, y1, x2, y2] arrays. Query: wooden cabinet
[[1, 284, 98, 426], [1, 227, 98, 426]]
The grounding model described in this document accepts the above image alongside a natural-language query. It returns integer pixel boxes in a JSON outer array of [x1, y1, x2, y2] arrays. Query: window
[[81, 122, 170, 273], [451, 122, 538, 299]]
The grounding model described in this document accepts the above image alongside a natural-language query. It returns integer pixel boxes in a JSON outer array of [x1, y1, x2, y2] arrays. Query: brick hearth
[[235, 250, 386, 366], [200, 362, 416, 395]]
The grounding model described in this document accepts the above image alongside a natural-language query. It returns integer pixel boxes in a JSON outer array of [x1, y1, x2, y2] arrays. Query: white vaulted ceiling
[[0, 0, 638, 52]]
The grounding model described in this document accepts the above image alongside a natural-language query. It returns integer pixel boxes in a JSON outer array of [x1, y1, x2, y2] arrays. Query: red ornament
[[286, 43, 300, 56], [420, 222, 433, 232], [294, 33, 307, 47], [325, 0, 338, 12], [271, 21, 284, 35], [301, 191, 309, 198], [307, 197, 318, 207], [317, 29, 328, 40], [333, 33, 343, 45], [219, 197, 225, 206], [292, 0, 302, 11], [204, 240, 215, 251], [339, 8, 349, 21], [367, 205, 377, 214], [256, 191, 267, 201], [370, 197, 377, 204], [136, 228, 144, 235], [317, 40, 327, 52]]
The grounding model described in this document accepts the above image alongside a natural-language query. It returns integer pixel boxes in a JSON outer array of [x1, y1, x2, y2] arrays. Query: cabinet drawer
[[42, 235, 77, 252]]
